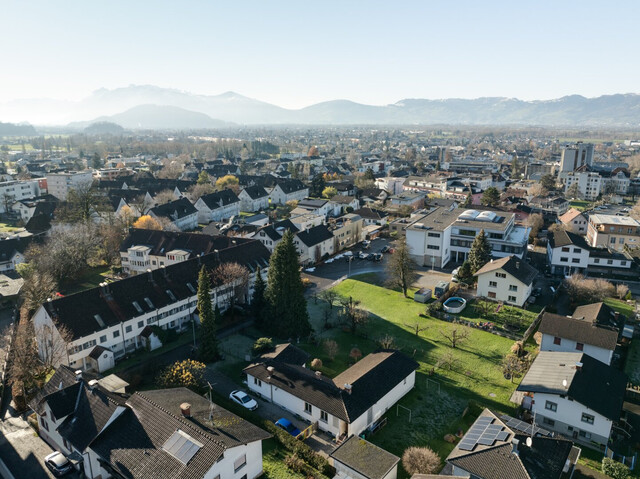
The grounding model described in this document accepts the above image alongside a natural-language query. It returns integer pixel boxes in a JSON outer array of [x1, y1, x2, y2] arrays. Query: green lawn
[[59, 265, 112, 295], [262, 439, 315, 479], [604, 297, 636, 320], [570, 200, 592, 211], [625, 340, 640, 385], [450, 299, 538, 335]]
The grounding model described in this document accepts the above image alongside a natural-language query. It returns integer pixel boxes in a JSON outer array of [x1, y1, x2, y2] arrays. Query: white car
[[229, 390, 258, 410], [44, 451, 72, 477]]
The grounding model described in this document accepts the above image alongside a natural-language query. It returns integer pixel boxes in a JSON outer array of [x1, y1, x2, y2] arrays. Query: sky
[[1, 0, 639, 108]]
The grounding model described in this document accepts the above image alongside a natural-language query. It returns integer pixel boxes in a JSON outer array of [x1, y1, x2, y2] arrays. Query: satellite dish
[[526, 437, 532, 447], [562, 379, 568, 387]]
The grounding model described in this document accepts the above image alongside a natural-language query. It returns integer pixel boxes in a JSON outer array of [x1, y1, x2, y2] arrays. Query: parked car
[[451, 267, 461, 283], [357, 251, 366, 259], [229, 390, 258, 410], [373, 253, 383, 262], [365, 253, 375, 261], [532, 287, 542, 297], [275, 418, 301, 437], [361, 240, 371, 249], [44, 452, 72, 477], [381, 245, 390, 253]]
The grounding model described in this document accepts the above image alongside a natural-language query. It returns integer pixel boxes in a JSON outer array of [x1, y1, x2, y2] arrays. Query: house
[[388, 192, 426, 209], [149, 197, 198, 231], [30, 367, 270, 479], [329, 195, 360, 214], [120, 229, 253, 274], [32, 240, 270, 372], [406, 207, 529, 268], [330, 213, 365, 251], [268, 179, 309, 205], [46, 171, 93, 200], [517, 351, 627, 447], [474, 255, 538, 307], [558, 208, 589, 234], [538, 311, 618, 365], [330, 436, 399, 479], [374, 177, 405, 195], [587, 214, 640, 251], [255, 219, 299, 253], [293, 224, 335, 265], [354, 207, 389, 226], [194, 189, 241, 223], [445, 408, 580, 479], [0, 235, 32, 272], [297, 198, 336, 218], [0, 179, 41, 213], [528, 196, 569, 217], [238, 185, 269, 212], [244, 348, 418, 440]]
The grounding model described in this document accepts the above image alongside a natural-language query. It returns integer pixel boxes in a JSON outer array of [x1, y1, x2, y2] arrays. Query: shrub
[[310, 358, 323, 370], [252, 337, 274, 356], [349, 348, 362, 362], [510, 341, 524, 357], [323, 339, 339, 361], [156, 359, 206, 391], [602, 458, 630, 479], [402, 446, 441, 475], [284, 453, 305, 473]]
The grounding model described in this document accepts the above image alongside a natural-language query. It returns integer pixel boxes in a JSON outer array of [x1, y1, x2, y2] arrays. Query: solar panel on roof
[[458, 440, 476, 451], [162, 429, 203, 465], [497, 431, 510, 441]]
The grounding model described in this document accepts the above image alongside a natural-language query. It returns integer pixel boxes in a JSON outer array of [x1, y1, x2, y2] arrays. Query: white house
[[558, 208, 589, 234], [293, 224, 335, 265], [149, 197, 198, 231], [354, 207, 389, 226], [538, 312, 618, 365], [474, 255, 537, 307], [244, 347, 418, 440], [238, 185, 269, 212], [46, 171, 93, 200], [194, 189, 241, 223], [0, 179, 41, 213], [516, 351, 626, 447], [32, 241, 270, 372], [268, 179, 309, 205], [30, 369, 269, 479], [330, 436, 399, 479]]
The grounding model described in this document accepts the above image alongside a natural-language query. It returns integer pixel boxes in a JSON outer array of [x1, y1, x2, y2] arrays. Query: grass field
[[570, 200, 592, 211], [59, 265, 112, 295], [604, 297, 636, 320], [451, 298, 538, 334]]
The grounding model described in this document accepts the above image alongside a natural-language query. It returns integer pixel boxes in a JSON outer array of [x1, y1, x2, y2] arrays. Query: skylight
[[132, 301, 143, 314], [162, 429, 203, 465], [144, 297, 154, 309], [93, 314, 106, 328], [186, 283, 196, 294], [166, 289, 177, 301]]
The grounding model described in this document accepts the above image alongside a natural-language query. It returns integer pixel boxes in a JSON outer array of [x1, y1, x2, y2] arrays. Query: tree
[[187, 183, 215, 201], [154, 189, 176, 205], [310, 174, 326, 197], [468, 229, 492, 273], [323, 339, 339, 361], [215, 175, 239, 193], [8, 318, 40, 396], [19, 269, 57, 314], [566, 182, 580, 199], [540, 174, 557, 191], [251, 267, 267, 326], [456, 261, 474, 286], [349, 347, 362, 362], [132, 215, 162, 230], [436, 350, 460, 371], [462, 191, 473, 207], [322, 186, 338, 199], [527, 213, 544, 241], [602, 458, 631, 479], [565, 275, 615, 304], [319, 290, 339, 310], [386, 236, 416, 297], [528, 183, 548, 197], [55, 184, 109, 223], [156, 359, 206, 391], [252, 337, 274, 355], [440, 325, 471, 349], [397, 205, 414, 217], [340, 296, 369, 334], [197, 267, 219, 362], [364, 168, 375, 181], [501, 353, 528, 383], [212, 262, 249, 309], [265, 230, 312, 338], [402, 446, 440, 475], [616, 284, 629, 300], [480, 187, 500, 207], [404, 321, 429, 337], [310, 358, 323, 370], [197, 170, 211, 185], [34, 320, 73, 369]]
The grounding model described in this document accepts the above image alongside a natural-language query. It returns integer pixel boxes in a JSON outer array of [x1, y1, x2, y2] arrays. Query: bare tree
[[440, 325, 471, 349], [323, 339, 339, 361], [404, 321, 429, 337], [34, 320, 73, 369], [187, 183, 215, 202], [340, 296, 369, 334], [616, 284, 630, 300], [153, 189, 177, 205], [528, 184, 548, 197], [501, 353, 528, 383], [212, 262, 250, 307], [377, 334, 396, 349], [435, 350, 460, 371], [565, 274, 615, 304], [319, 290, 339, 310], [526, 213, 544, 240], [402, 446, 441, 475], [386, 236, 416, 297], [8, 318, 40, 394]]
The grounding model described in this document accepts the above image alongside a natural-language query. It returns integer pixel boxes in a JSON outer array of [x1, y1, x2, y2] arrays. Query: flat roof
[[589, 214, 640, 227]]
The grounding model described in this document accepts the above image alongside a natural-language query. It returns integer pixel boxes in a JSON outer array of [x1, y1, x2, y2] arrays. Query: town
[[0, 126, 638, 479]]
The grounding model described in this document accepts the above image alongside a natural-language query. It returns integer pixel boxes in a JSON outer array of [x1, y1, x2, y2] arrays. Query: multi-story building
[[559, 142, 594, 176], [563, 169, 603, 200], [406, 207, 529, 267], [0, 180, 41, 212], [46, 171, 93, 200], [587, 214, 640, 251]]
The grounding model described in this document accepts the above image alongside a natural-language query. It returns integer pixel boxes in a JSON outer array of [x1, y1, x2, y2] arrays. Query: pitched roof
[[29, 365, 80, 415], [258, 219, 299, 241], [41, 240, 270, 340], [198, 189, 240, 209], [295, 224, 334, 248], [244, 349, 418, 423], [330, 195, 357, 204], [538, 312, 618, 351], [474, 256, 538, 286], [354, 207, 388, 220], [149, 197, 197, 221], [559, 208, 585, 224], [517, 351, 626, 420], [240, 185, 268, 200], [330, 436, 399, 479], [573, 302, 624, 325], [274, 178, 307, 194], [89, 388, 270, 479], [548, 230, 590, 249], [120, 228, 251, 256], [260, 343, 310, 365]]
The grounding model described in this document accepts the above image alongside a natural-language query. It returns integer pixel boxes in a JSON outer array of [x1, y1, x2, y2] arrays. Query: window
[[427, 232, 440, 237], [495, 272, 506, 278], [594, 258, 600, 264], [581, 413, 594, 425], [553, 336, 562, 345], [545, 401, 558, 412], [304, 402, 312, 414], [254, 377, 262, 387], [573, 248, 582, 253], [542, 417, 555, 427], [607, 259, 613, 265], [574, 342, 585, 351], [40, 416, 49, 431], [579, 430, 592, 439], [489, 281, 498, 288], [571, 258, 580, 263], [320, 410, 328, 423], [100, 335, 107, 343], [488, 292, 497, 298], [622, 261, 627, 266], [610, 237, 616, 244], [562, 247, 570, 252], [138, 321, 144, 328], [508, 295, 517, 302], [427, 245, 440, 250], [509, 285, 518, 291], [233, 454, 247, 473], [113, 330, 120, 338]]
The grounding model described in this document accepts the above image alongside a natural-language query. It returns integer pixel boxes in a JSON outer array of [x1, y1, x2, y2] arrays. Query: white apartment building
[[46, 171, 93, 200], [0, 180, 41, 212]]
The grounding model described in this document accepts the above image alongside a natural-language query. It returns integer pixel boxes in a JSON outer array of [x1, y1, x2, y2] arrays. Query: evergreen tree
[[481, 187, 500, 207], [456, 260, 474, 285], [364, 168, 375, 181], [462, 190, 473, 207], [197, 266, 219, 362], [468, 229, 492, 273], [251, 266, 266, 326], [265, 230, 312, 338]]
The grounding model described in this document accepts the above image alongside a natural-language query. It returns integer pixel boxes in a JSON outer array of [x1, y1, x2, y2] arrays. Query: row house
[[238, 185, 269, 212], [33, 241, 270, 372], [149, 197, 198, 231], [194, 189, 241, 223], [268, 179, 309, 205]]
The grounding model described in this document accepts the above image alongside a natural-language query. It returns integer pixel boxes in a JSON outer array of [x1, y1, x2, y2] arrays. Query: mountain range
[[1, 85, 640, 129]]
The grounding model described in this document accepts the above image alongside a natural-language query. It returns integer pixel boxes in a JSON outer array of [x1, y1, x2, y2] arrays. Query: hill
[[0, 121, 37, 136]]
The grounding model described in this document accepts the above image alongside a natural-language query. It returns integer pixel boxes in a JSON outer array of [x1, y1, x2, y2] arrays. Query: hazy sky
[[2, 0, 638, 108]]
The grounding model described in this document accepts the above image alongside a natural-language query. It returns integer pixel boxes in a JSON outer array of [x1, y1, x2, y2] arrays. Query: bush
[[156, 359, 206, 391], [310, 358, 323, 370], [402, 446, 441, 475], [284, 453, 305, 473], [252, 337, 274, 356], [602, 458, 630, 479]]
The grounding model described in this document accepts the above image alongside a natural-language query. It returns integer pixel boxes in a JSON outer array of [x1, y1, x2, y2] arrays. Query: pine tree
[[456, 260, 474, 285], [468, 229, 492, 273], [265, 230, 312, 338], [197, 266, 219, 362], [462, 191, 473, 207], [251, 266, 266, 327]]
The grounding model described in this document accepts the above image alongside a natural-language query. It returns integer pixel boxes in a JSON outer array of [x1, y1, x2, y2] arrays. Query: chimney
[[88, 379, 99, 391], [315, 370, 322, 378], [160, 265, 167, 278], [75, 370, 82, 382], [511, 438, 520, 456], [515, 261, 520, 269], [147, 269, 154, 283], [343, 383, 352, 395], [267, 366, 275, 380], [575, 362, 583, 372], [180, 402, 191, 417]]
